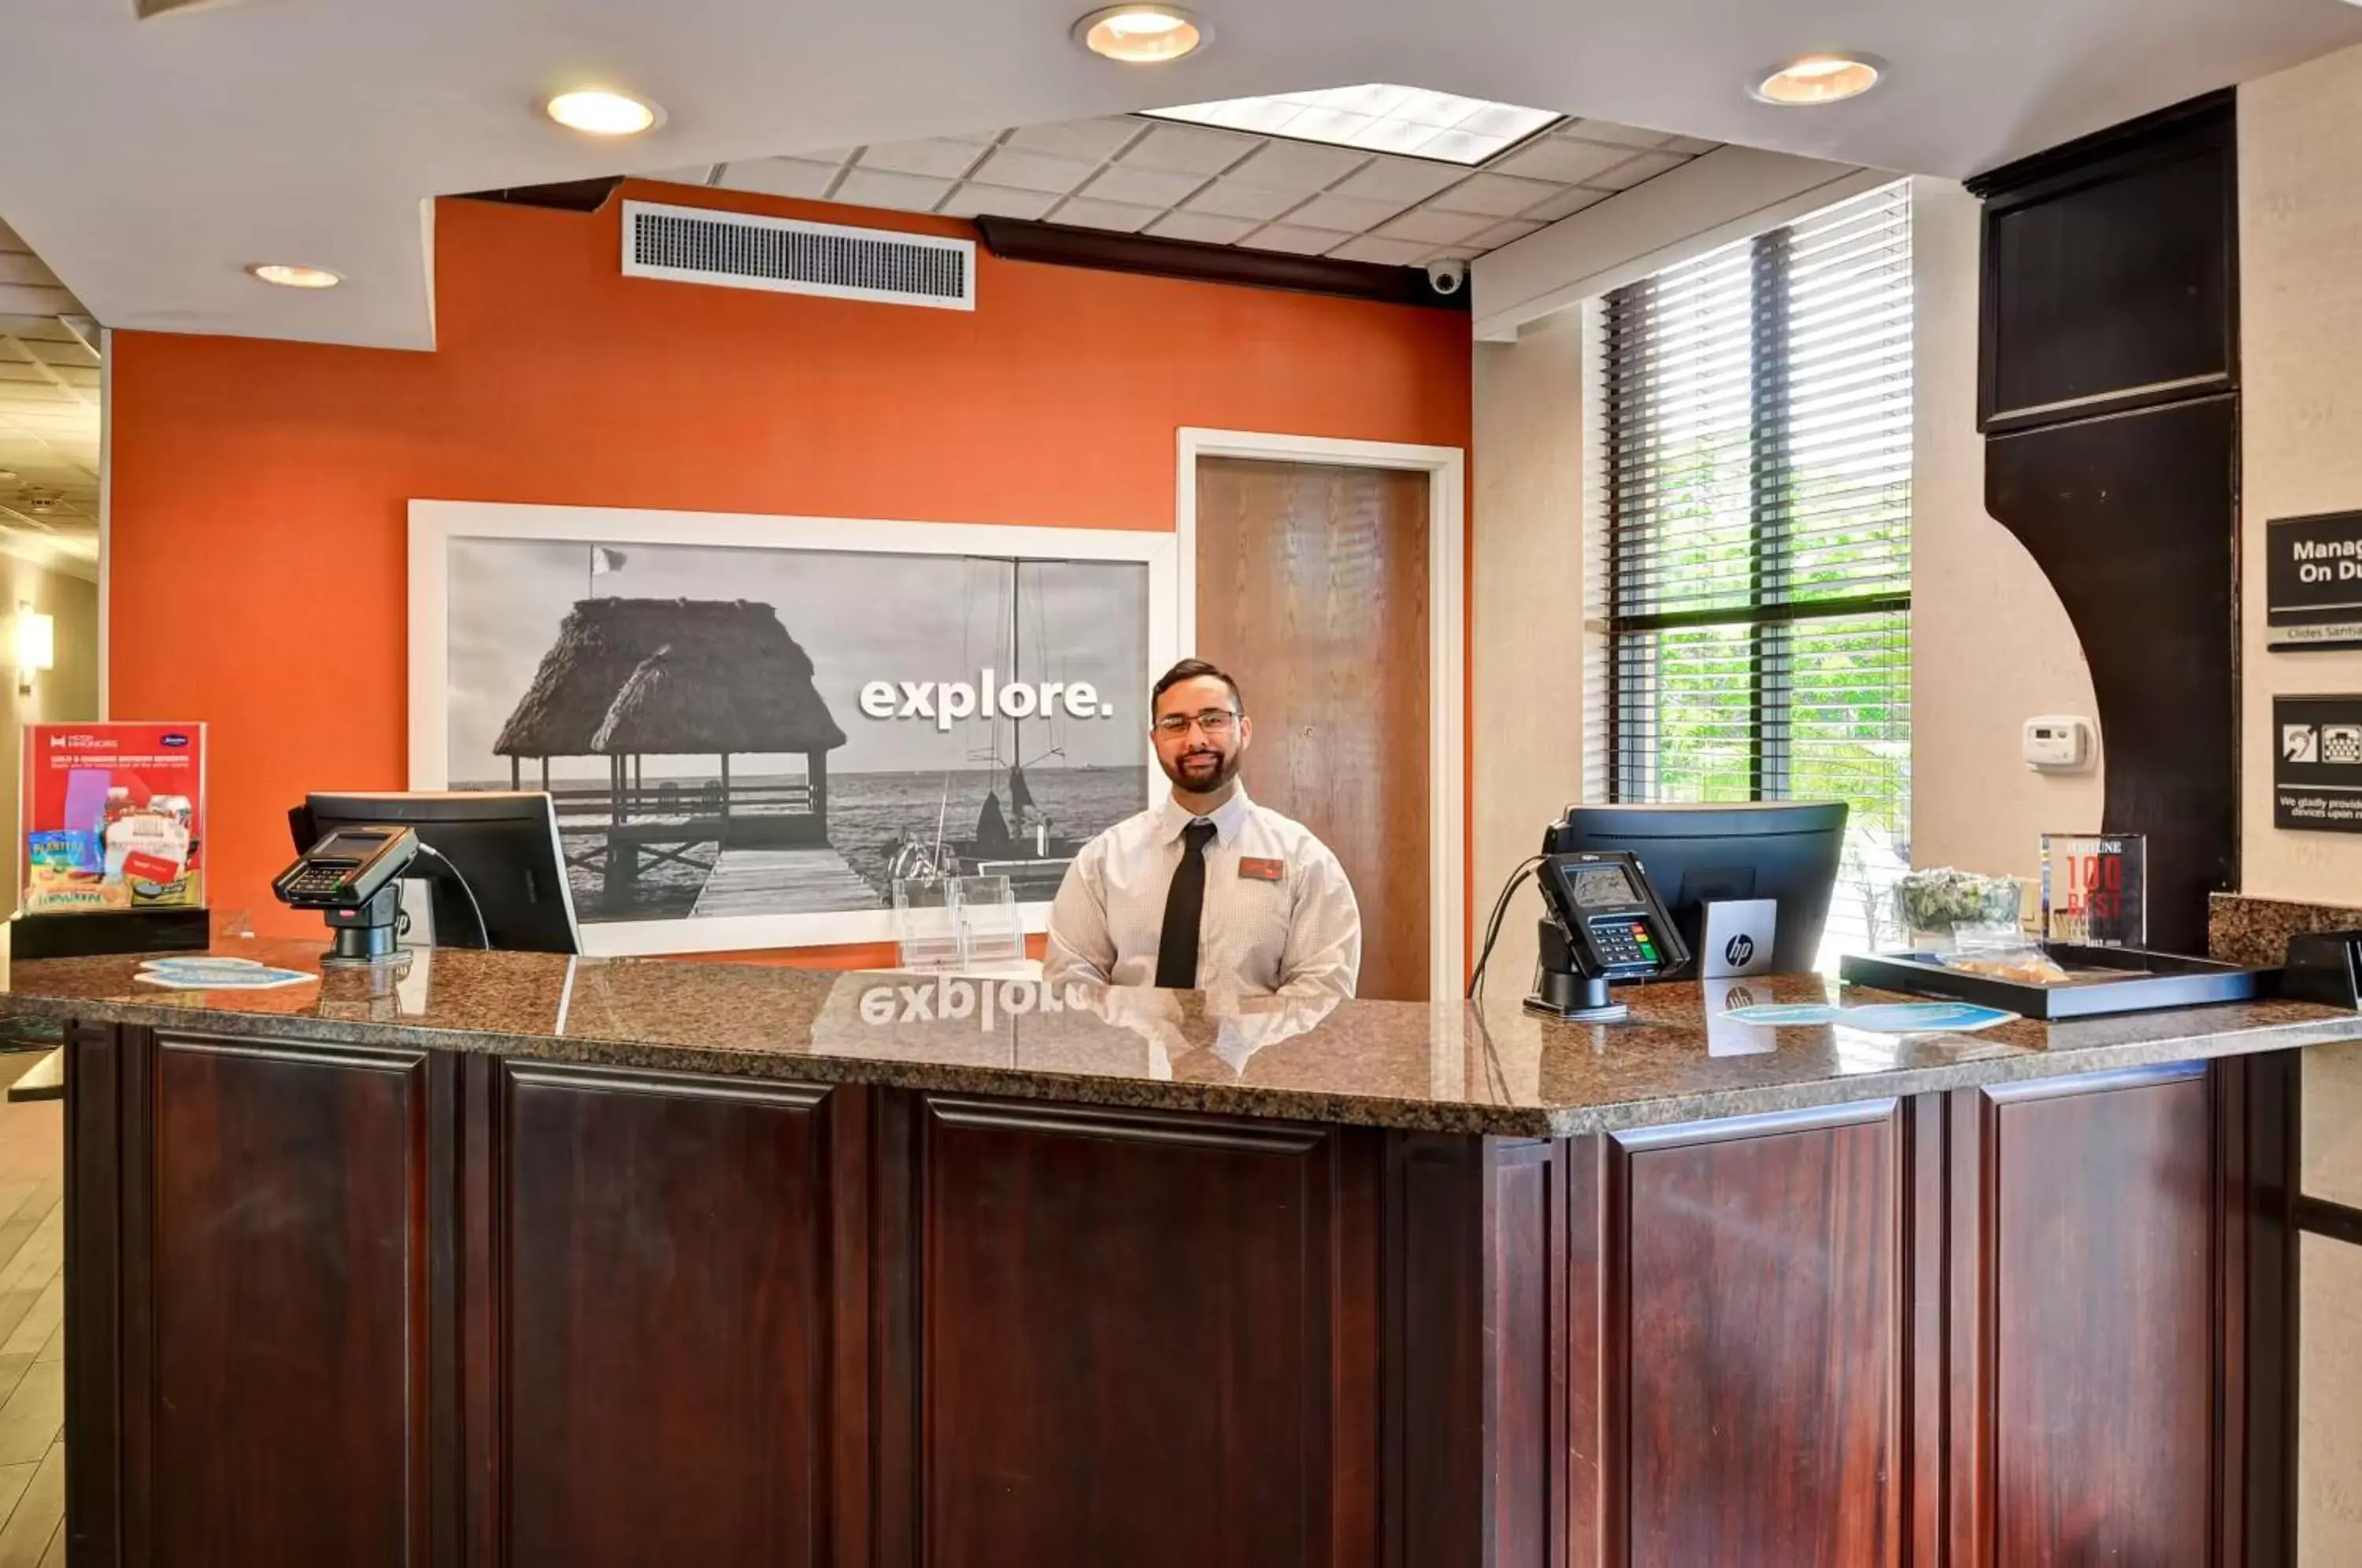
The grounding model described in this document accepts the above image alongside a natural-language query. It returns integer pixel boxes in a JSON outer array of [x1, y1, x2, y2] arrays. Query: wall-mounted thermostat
[[2023, 715, 2097, 772]]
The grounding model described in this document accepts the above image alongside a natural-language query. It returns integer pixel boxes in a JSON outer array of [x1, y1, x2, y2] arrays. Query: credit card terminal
[[1526, 850, 1689, 1020], [273, 826, 420, 963]]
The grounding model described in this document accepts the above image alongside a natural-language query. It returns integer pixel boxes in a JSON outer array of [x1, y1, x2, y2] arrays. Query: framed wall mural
[[409, 501, 1179, 956]]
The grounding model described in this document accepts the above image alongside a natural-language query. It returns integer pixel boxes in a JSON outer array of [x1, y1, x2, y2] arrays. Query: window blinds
[[1597, 181, 1913, 954]]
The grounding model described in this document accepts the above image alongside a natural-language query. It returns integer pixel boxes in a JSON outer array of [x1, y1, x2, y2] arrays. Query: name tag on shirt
[[1238, 857, 1285, 882]]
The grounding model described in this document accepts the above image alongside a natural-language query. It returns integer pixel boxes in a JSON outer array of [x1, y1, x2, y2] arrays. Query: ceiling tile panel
[[935, 183, 1057, 220], [1520, 185, 1610, 222], [1327, 234, 1432, 265], [1433, 172, 1563, 216], [1560, 120, 1672, 149], [713, 157, 841, 199], [1223, 140, 1369, 192], [1589, 150, 1691, 190], [1180, 180, 1308, 221], [1376, 207, 1494, 246], [1284, 192, 1410, 231], [1467, 218, 1546, 248], [1146, 212, 1258, 246], [1002, 119, 1142, 161], [970, 146, 1100, 194], [1328, 157, 1468, 204], [1079, 164, 1209, 209], [1048, 197, 1162, 233], [1120, 123, 1261, 175], [857, 139, 992, 179], [1236, 224, 1351, 255], [832, 168, 956, 210], [1490, 135, 1635, 185]]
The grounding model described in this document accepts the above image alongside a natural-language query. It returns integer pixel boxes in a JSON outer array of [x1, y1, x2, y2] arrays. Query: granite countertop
[[4, 939, 2358, 1136]]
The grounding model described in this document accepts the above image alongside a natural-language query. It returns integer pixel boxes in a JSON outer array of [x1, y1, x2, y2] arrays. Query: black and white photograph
[[413, 503, 1174, 953]]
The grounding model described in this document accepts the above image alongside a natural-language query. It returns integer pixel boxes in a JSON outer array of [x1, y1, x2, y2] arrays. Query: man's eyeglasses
[[1153, 708, 1240, 738]]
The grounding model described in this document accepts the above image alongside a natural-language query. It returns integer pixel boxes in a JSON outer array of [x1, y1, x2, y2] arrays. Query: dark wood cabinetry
[[64, 1029, 2283, 1566], [490, 1063, 848, 1568], [69, 1032, 437, 1568]]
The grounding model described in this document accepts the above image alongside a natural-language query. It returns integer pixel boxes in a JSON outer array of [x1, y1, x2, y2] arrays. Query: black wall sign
[[2267, 512, 2362, 649], [2275, 695, 2362, 832]]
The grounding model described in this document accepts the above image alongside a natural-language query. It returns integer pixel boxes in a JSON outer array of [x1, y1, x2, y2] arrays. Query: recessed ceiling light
[[246, 263, 342, 290], [544, 88, 662, 136], [1142, 84, 1560, 166], [1073, 6, 1208, 65], [1750, 54, 1883, 106]]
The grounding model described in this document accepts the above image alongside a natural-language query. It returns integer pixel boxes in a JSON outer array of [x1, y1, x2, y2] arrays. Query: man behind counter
[[1044, 660, 1361, 998]]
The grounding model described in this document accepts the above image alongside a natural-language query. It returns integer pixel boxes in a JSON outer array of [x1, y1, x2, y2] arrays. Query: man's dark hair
[[1152, 658, 1244, 716]]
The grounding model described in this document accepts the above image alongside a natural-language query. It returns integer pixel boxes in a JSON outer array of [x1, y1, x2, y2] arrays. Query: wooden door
[[1194, 457, 1431, 1000]]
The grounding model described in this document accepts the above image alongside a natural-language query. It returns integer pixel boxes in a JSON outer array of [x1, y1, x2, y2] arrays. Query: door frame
[[1175, 427, 1467, 1005]]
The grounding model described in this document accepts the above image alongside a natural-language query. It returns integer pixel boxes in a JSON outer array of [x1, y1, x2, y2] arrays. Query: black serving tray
[[1838, 943, 2274, 1020]]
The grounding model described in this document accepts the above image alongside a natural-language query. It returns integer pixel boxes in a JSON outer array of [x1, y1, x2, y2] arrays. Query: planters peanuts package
[[20, 723, 205, 913]]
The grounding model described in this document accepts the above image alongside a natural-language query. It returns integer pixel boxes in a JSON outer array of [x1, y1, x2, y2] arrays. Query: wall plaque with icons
[[2268, 512, 2362, 649], [2274, 694, 2362, 832]]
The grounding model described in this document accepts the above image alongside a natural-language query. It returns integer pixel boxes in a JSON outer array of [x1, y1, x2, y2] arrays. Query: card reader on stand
[[272, 825, 420, 966], [1525, 850, 1689, 1022]]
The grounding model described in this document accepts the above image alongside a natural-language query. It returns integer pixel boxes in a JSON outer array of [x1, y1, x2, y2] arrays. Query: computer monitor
[[1546, 801, 1847, 974], [291, 791, 580, 955]]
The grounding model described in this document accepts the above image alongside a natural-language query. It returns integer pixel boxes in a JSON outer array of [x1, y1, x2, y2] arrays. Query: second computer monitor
[[291, 791, 581, 955], [1546, 801, 1847, 974]]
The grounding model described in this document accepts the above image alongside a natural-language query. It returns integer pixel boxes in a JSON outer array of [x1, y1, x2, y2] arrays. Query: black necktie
[[1155, 819, 1219, 989]]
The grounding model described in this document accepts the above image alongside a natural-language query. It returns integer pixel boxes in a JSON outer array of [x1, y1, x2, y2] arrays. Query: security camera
[[1424, 257, 1468, 295]]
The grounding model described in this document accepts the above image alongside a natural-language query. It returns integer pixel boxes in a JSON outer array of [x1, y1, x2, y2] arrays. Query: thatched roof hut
[[495, 598, 847, 759]]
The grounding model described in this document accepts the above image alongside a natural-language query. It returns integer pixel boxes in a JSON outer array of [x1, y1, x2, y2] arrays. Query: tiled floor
[[0, 1075, 64, 1566]]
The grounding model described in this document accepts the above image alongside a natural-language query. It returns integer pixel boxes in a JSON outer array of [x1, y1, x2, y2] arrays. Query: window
[[1591, 182, 1912, 961]]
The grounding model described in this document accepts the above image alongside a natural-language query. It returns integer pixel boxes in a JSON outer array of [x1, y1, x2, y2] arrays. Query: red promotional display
[[20, 723, 206, 914]]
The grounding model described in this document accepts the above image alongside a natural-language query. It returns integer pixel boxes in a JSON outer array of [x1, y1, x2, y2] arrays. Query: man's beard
[[1162, 744, 1240, 796]]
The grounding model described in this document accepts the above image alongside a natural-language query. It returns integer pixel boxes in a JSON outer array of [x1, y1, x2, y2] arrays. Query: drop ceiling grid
[[0, 216, 102, 557], [687, 113, 1719, 267]]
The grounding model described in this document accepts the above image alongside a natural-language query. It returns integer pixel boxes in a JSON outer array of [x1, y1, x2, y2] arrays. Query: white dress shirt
[[1044, 788, 1361, 999]]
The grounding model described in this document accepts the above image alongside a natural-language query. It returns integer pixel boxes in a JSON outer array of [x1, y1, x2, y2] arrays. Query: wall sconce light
[[16, 603, 54, 696]]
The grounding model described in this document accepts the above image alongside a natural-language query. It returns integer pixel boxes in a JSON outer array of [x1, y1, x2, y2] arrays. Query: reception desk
[[7, 941, 2354, 1567]]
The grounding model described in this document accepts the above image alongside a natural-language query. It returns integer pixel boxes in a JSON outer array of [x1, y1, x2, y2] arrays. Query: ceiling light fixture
[[544, 88, 663, 136], [1073, 6, 1208, 65], [1751, 54, 1882, 106], [1143, 84, 1559, 165], [246, 263, 342, 289]]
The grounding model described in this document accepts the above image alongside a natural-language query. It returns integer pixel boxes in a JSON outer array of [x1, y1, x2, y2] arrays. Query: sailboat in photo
[[949, 559, 1084, 900]]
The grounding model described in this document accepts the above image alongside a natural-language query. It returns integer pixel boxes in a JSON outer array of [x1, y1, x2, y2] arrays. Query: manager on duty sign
[[2268, 511, 2362, 649]]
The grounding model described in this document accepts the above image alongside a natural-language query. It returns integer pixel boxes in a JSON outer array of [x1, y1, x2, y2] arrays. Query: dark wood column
[[1968, 92, 2241, 952]]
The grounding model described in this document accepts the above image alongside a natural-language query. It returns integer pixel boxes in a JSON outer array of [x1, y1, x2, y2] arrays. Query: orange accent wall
[[107, 181, 1473, 959]]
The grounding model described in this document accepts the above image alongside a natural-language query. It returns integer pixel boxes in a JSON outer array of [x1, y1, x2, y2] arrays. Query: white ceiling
[[0, 220, 98, 579], [0, 0, 2357, 351], [653, 114, 1717, 268]]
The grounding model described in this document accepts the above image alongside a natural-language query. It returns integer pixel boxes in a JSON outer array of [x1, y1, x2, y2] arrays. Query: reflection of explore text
[[858, 975, 1095, 1027]]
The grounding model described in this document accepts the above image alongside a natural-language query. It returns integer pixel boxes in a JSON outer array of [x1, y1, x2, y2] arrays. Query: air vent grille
[[621, 200, 975, 311]]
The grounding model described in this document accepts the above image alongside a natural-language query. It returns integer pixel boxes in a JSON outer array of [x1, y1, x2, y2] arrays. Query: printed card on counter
[[20, 722, 206, 915], [135, 956, 313, 991], [1720, 1000, 2020, 1034]]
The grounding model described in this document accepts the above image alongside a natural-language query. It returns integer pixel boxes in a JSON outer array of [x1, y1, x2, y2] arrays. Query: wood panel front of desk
[[60, 1025, 2290, 1567]]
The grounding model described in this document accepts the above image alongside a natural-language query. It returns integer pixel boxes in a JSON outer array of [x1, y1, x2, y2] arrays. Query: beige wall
[[1470, 310, 1586, 994], [2240, 41, 2362, 1566], [1906, 176, 2105, 885], [0, 556, 100, 918], [2241, 44, 2362, 905]]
